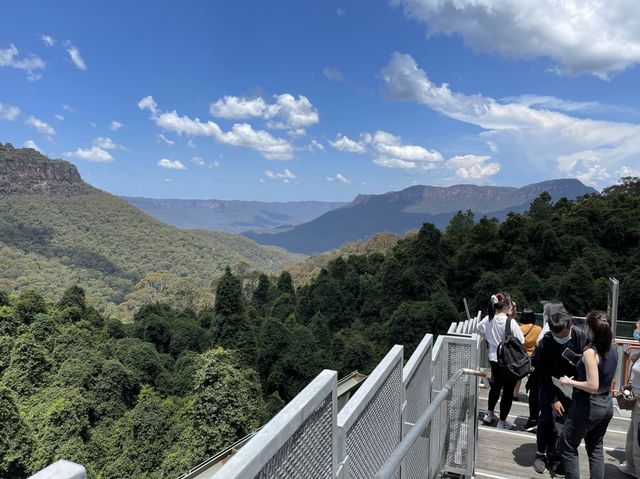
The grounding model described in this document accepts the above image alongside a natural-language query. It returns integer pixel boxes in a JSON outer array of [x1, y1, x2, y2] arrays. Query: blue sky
[[2, 1, 640, 201]]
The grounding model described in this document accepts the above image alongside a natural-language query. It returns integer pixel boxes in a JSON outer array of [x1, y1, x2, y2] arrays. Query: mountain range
[[0, 143, 303, 314], [243, 180, 598, 254], [122, 197, 344, 234]]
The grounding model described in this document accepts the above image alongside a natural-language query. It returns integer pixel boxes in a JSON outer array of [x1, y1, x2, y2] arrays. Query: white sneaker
[[482, 411, 496, 424], [616, 463, 637, 477], [496, 420, 512, 430]]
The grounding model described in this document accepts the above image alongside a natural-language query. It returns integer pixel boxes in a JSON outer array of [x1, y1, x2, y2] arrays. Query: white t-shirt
[[477, 314, 525, 362]]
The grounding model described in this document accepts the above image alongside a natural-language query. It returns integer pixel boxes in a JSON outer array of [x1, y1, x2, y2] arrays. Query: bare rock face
[[0, 143, 95, 197]]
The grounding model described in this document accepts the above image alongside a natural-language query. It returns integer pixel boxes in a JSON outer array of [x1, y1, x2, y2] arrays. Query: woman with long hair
[[559, 310, 618, 479], [477, 292, 525, 430]]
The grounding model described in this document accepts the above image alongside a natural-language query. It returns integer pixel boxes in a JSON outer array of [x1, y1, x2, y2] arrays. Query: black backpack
[[497, 319, 531, 380]]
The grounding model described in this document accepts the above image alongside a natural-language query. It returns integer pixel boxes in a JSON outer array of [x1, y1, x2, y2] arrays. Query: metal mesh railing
[[428, 336, 446, 479], [402, 334, 433, 479], [257, 394, 334, 479], [337, 346, 404, 479], [212, 370, 337, 479]]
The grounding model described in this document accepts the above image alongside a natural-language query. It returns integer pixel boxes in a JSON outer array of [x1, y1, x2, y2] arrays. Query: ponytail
[[488, 292, 511, 320]]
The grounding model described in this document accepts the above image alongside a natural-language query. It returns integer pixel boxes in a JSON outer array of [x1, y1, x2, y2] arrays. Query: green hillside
[[0, 144, 304, 314]]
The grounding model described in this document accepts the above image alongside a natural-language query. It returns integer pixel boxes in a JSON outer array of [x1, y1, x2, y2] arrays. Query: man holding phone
[[532, 311, 588, 474]]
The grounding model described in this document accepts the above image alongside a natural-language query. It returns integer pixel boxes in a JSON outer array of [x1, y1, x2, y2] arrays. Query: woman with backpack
[[477, 292, 525, 430], [559, 310, 618, 479]]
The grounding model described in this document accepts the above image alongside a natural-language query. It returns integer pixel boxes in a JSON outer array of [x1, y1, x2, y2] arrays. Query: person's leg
[[559, 397, 590, 479], [583, 395, 613, 479], [528, 373, 540, 423], [514, 379, 522, 400], [536, 383, 554, 453], [487, 361, 503, 413], [500, 376, 517, 420]]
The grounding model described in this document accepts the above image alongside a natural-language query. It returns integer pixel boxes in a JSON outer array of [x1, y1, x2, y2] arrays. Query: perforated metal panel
[[402, 334, 433, 479], [428, 336, 446, 479], [440, 335, 480, 476], [338, 346, 404, 479], [257, 395, 334, 479], [212, 370, 337, 479]]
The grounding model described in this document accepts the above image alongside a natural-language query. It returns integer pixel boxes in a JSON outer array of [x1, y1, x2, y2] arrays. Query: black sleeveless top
[[575, 344, 618, 395]]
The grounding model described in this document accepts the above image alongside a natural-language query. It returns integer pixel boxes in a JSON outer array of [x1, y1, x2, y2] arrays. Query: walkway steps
[[476, 391, 630, 478]]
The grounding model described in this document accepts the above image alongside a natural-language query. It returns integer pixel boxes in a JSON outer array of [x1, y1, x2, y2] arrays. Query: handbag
[[615, 356, 639, 410]]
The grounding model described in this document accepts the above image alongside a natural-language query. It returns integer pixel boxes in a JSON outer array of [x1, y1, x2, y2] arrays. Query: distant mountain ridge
[[243, 179, 597, 254], [122, 197, 345, 234], [0, 143, 303, 314]]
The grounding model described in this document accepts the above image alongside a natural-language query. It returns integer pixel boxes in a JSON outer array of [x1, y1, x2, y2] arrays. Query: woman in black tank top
[[557, 311, 617, 479]]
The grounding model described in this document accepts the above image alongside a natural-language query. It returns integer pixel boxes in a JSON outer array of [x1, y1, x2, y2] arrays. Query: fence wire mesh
[[341, 354, 403, 479], [402, 337, 433, 479], [257, 394, 334, 479]]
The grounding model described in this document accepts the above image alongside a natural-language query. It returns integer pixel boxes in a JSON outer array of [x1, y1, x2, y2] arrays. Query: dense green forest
[[1, 178, 640, 478], [0, 192, 304, 319]]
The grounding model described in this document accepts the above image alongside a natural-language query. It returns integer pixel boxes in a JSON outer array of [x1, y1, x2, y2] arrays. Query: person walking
[[617, 319, 640, 478], [532, 311, 588, 474], [517, 309, 542, 430], [559, 310, 618, 479], [477, 292, 525, 430]]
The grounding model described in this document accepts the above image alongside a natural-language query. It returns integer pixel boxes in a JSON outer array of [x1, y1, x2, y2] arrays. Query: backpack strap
[[505, 317, 512, 340]]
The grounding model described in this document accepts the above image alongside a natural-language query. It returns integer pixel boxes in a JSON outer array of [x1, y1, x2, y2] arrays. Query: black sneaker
[[524, 419, 538, 432], [533, 453, 547, 474]]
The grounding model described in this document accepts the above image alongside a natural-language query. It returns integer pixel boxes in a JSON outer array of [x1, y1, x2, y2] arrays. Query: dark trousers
[[527, 370, 540, 421], [536, 382, 570, 468], [560, 393, 613, 479], [488, 360, 517, 421]]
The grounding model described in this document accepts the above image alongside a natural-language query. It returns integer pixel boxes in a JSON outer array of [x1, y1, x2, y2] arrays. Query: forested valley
[[2, 178, 640, 478]]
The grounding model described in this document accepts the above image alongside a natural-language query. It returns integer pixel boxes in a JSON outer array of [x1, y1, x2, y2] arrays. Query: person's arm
[[560, 348, 599, 394], [512, 319, 525, 343], [477, 317, 487, 339]]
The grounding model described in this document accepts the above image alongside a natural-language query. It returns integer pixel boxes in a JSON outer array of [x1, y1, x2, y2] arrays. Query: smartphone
[[562, 348, 582, 366]]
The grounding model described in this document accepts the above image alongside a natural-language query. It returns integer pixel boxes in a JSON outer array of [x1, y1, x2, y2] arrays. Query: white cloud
[[62, 104, 72, 112], [0, 44, 45, 80], [393, 0, 640, 79], [66, 43, 87, 70], [24, 140, 41, 152], [307, 139, 325, 152], [331, 129, 444, 172], [264, 168, 296, 183], [288, 128, 306, 137], [66, 146, 113, 162], [92, 137, 118, 149], [323, 67, 344, 82], [139, 95, 295, 160], [41, 35, 56, 47], [382, 52, 640, 186], [210, 160, 221, 168], [164, 178, 173, 183], [209, 93, 319, 132], [0, 102, 20, 121], [326, 173, 351, 184], [266, 94, 319, 130], [191, 156, 205, 166], [504, 95, 601, 113], [330, 134, 366, 153], [26, 116, 55, 137], [89, 121, 96, 128], [138, 96, 159, 115], [617, 166, 640, 178], [187, 139, 196, 149], [54, 114, 64, 121], [110, 121, 124, 131], [157, 134, 175, 146], [448, 154, 501, 179], [158, 159, 187, 170], [210, 96, 267, 119]]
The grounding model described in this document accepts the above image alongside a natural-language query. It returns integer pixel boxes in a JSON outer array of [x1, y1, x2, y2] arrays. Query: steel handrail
[[373, 367, 486, 479]]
